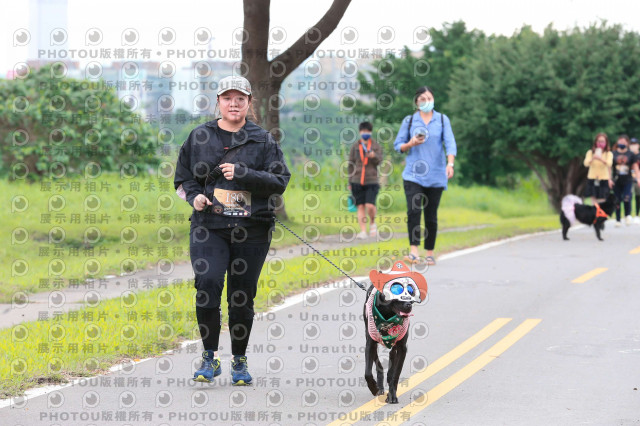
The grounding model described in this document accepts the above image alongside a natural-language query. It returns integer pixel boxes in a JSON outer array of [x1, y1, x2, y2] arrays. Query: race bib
[[211, 188, 251, 217]]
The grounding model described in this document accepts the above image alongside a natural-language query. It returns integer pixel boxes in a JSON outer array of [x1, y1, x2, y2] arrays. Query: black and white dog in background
[[560, 193, 617, 241]]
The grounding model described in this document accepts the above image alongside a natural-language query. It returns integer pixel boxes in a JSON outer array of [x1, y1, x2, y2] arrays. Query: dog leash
[[241, 212, 368, 291], [272, 217, 368, 292]]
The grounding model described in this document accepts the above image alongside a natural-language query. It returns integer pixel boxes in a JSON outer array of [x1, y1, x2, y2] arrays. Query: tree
[[241, 0, 352, 219], [353, 22, 499, 182], [447, 23, 640, 210], [354, 21, 485, 125], [242, 0, 351, 133], [0, 63, 158, 180]]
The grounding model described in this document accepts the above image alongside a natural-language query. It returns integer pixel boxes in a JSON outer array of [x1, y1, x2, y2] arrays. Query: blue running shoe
[[231, 355, 252, 386], [193, 350, 221, 382]]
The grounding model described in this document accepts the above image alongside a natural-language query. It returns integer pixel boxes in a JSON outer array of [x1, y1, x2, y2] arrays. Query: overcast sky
[[2, 0, 640, 75]]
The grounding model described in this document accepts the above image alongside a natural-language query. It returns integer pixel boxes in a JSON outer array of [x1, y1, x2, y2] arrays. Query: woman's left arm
[[605, 152, 613, 167], [443, 114, 457, 178], [233, 134, 291, 197]]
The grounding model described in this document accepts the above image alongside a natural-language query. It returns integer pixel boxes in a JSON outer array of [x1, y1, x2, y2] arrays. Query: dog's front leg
[[374, 352, 384, 395], [595, 220, 604, 241], [386, 337, 408, 404], [560, 213, 570, 240], [364, 337, 381, 396]]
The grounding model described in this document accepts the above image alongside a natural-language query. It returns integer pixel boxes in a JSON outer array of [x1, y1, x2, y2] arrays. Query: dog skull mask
[[381, 277, 421, 303], [369, 261, 428, 303]]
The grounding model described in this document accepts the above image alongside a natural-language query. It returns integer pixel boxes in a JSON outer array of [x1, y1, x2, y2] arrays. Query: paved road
[[2, 223, 639, 425]]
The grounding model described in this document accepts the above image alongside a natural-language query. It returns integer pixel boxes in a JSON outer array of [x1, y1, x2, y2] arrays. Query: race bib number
[[211, 188, 251, 217]]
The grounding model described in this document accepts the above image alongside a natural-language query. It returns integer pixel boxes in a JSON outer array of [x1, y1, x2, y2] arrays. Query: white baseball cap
[[217, 75, 252, 96]]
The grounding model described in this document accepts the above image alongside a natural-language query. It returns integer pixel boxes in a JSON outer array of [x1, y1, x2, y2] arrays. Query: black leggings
[[403, 180, 444, 251], [190, 225, 271, 355], [613, 181, 632, 221]]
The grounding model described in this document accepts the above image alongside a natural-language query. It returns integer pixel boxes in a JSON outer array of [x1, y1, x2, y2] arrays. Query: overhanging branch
[[270, 0, 352, 81]]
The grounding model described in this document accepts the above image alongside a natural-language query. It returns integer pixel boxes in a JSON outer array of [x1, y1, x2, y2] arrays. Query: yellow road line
[[630, 246, 640, 254], [327, 318, 512, 426], [571, 267, 608, 283], [378, 318, 542, 426]]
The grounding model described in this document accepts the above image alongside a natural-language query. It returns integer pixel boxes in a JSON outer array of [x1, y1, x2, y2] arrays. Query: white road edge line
[[0, 226, 571, 409]]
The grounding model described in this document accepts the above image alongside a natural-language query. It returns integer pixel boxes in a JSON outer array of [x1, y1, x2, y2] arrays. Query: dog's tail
[[561, 194, 582, 226]]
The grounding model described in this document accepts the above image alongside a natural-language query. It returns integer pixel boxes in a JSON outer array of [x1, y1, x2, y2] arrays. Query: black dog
[[363, 284, 411, 404], [560, 193, 617, 241]]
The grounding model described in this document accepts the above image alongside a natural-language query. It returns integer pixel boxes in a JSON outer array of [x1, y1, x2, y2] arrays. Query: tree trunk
[[565, 157, 588, 199], [527, 156, 588, 213], [242, 0, 352, 221], [542, 163, 564, 213]]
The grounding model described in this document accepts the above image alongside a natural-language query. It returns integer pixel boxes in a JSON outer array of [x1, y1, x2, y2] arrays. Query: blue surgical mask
[[418, 101, 434, 113], [361, 133, 371, 141], [618, 143, 627, 150]]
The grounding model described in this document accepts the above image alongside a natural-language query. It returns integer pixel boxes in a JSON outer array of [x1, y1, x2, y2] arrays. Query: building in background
[[14, 0, 373, 119], [28, 0, 69, 62]]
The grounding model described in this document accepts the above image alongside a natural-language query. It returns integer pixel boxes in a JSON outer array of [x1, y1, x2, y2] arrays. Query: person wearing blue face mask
[[348, 121, 383, 239], [611, 134, 640, 226], [394, 86, 457, 265]]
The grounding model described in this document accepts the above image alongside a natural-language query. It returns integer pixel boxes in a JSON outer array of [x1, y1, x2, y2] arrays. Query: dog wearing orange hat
[[363, 260, 428, 403]]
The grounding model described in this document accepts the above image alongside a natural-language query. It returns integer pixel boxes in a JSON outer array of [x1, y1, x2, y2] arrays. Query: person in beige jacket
[[584, 132, 614, 204]]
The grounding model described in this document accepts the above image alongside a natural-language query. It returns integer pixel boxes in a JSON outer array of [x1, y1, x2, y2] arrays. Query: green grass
[[0, 213, 557, 398], [0, 166, 553, 302]]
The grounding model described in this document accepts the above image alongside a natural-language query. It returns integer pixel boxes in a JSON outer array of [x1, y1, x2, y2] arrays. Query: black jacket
[[174, 119, 291, 228]]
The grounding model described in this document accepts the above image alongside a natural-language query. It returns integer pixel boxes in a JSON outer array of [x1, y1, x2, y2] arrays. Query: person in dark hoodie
[[174, 75, 290, 385]]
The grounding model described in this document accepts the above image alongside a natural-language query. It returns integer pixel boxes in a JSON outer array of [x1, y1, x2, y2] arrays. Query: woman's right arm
[[583, 150, 593, 167], [347, 143, 357, 179], [174, 134, 205, 208], [399, 139, 418, 153], [605, 151, 613, 167], [394, 115, 418, 153]]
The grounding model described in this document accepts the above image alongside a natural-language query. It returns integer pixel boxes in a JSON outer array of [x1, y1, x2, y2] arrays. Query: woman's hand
[[401, 136, 423, 153], [446, 165, 454, 179], [220, 163, 235, 180], [608, 179, 614, 189], [193, 194, 212, 211]]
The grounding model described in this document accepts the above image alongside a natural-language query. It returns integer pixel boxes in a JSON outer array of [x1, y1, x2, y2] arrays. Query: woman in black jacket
[[174, 75, 290, 385]]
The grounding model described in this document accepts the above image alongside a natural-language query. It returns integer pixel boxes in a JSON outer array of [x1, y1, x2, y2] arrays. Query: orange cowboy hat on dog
[[369, 260, 428, 303]]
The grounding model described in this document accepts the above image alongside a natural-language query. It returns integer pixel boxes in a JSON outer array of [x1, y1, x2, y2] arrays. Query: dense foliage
[[0, 64, 158, 180], [355, 22, 640, 210]]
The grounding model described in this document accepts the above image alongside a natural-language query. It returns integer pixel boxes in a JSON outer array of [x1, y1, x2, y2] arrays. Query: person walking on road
[[583, 132, 614, 205], [174, 75, 290, 385], [347, 121, 383, 239], [611, 134, 640, 226], [394, 86, 457, 266], [629, 137, 640, 223]]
